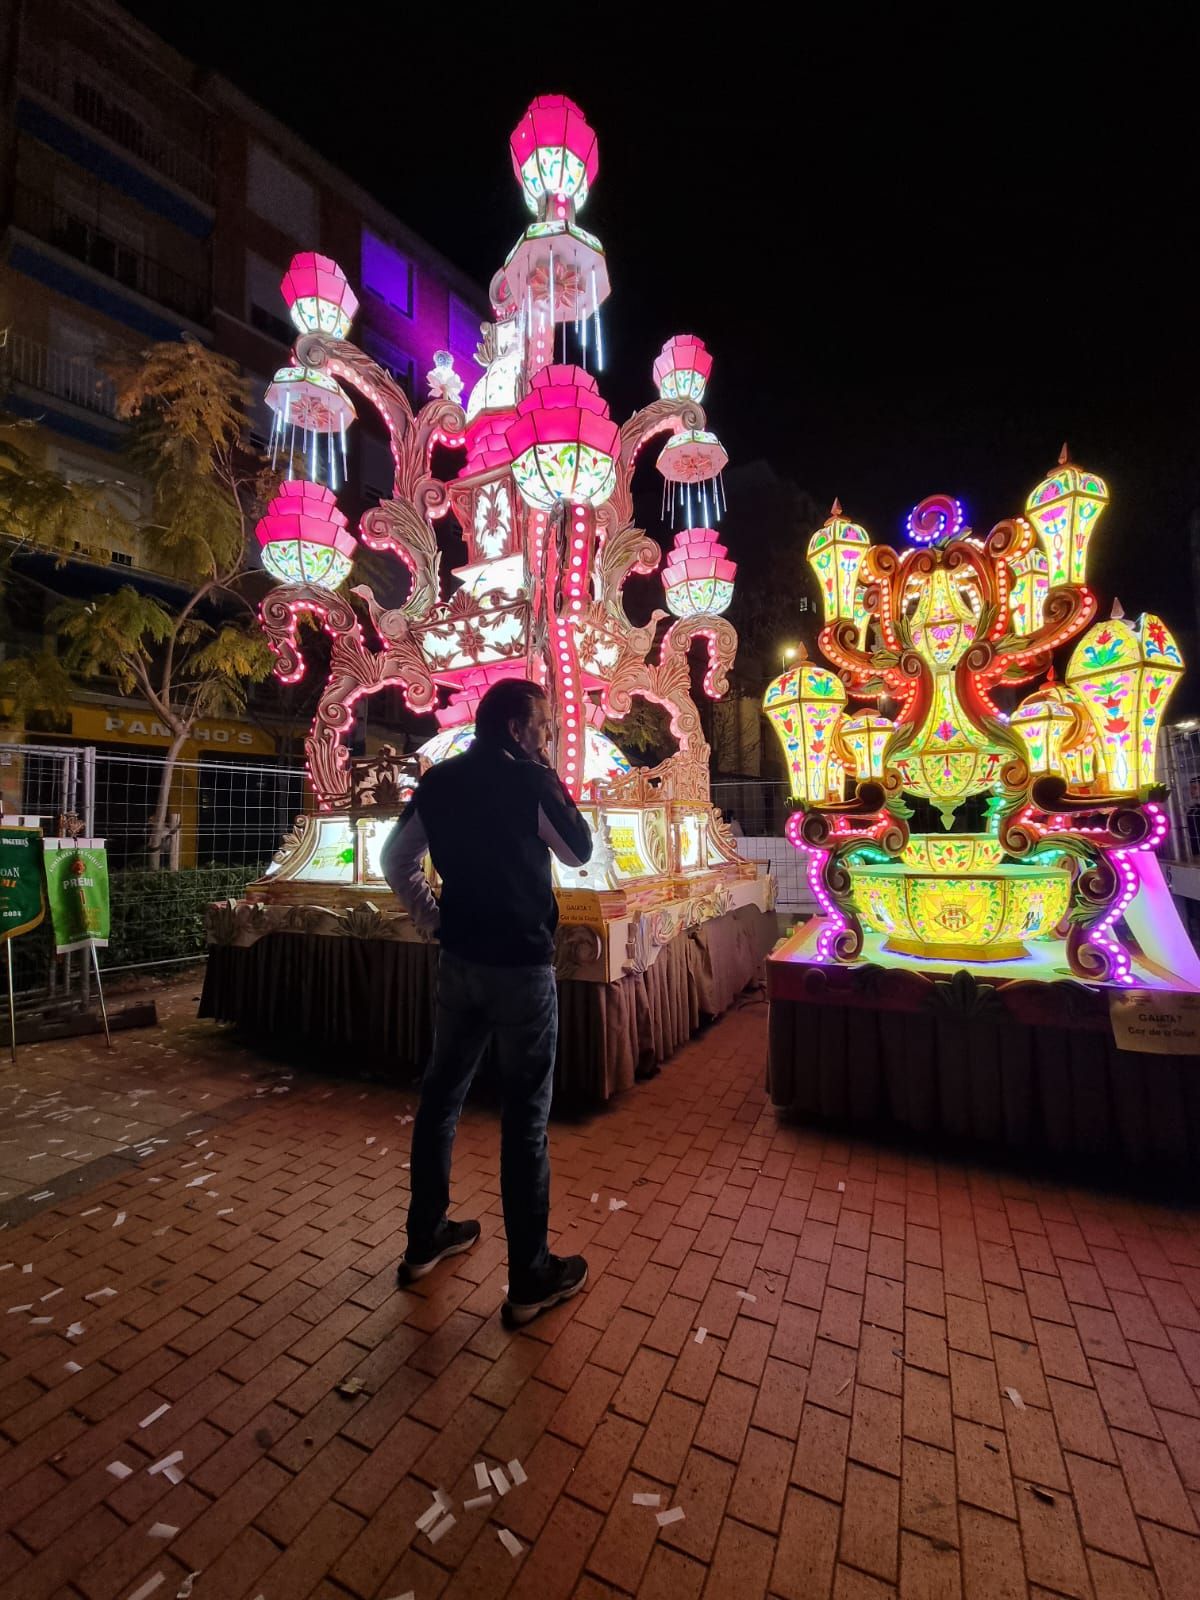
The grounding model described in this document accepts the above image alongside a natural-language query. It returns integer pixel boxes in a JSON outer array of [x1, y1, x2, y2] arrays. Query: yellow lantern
[[836, 713, 895, 781], [1065, 611, 1184, 794], [807, 501, 871, 626], [1007, 544, 1049, 637], [1025, 446, 1109, 589], [1011, 683, 1077, 775], [763, 650, 847, 803]]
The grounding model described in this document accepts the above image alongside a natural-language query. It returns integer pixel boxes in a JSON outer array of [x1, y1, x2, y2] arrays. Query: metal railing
[[10, 186, 209, 325], [17, 41, 215, 205], [0, 330, 119, 419], [0, 743, 307, 997]]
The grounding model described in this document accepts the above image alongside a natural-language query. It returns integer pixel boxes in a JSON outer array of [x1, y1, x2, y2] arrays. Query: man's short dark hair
[[475, 678, 547, 744]]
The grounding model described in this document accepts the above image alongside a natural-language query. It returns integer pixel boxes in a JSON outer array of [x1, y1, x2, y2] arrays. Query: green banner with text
[[0, 827, 45, 942], [43, 840, 110, 954]]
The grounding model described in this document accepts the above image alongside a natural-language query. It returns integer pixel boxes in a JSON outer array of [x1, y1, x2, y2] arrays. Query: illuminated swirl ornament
[[905, 493, 966, 546], [504, 364, 619, 509], [255, 480, 357, 591], [279, 253, 359, 339]]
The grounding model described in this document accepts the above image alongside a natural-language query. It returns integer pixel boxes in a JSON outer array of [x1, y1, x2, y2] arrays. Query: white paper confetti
[[590, 1193, 599, 1204], [175, 1574, 200, 1599], [497, 1528, 523, 1558], [608, 1198, 627, 1211], [6, 1304, 33, 1314], [113, 1212, 126, 1227], [140, 1403, 170, 1428], [427, 1512, 456, 1544], [147, 1451, 184, 1477], [1004, 1386, 1026, 1410], [632, 1492, 662, 1507], [30, 1315, 52, 1325], [184, 1176, 211, 1189], [656, 1506, 686, 1526], [217, 1209, 234, 1217], [162, 1466, 183, 1485], [736, 1290, 757, 1303], [64, 1360, 82, 1373], [148, 1523, 178, 1539], [490, 1466, 511, 1496], [474, 1460, 490, 1490], [415, 1500, 443, 1533], [29, 1190, 53, 1202], [365, 1136, 376, 1145], [21, 1263, 31, 1273], [80, 1207, 102, 1216], [66, 1321, 84, 1338], [40, 1287, 63, 1301], [507, 1457, 527, 1486], [837, 1181, 846, 1192], [126, 1575, 165, 1600], [85, 1287, 117, 1302], [107, 1461, 133, 1480], [463, 1493, 493, 1511]]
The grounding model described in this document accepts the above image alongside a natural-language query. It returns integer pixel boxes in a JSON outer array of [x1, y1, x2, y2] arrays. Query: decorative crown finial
[[830, 497, 843, 517], [1058, 442, 1071, 466], [1111, 596, 1125, 620]]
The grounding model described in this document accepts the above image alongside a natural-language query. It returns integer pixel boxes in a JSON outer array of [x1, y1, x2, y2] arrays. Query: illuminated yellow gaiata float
[[764, 458, 1192, 982]]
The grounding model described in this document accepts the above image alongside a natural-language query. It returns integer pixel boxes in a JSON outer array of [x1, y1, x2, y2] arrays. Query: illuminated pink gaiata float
[[204, 95, 773, 1078], [763, 458, 1200, 1165]]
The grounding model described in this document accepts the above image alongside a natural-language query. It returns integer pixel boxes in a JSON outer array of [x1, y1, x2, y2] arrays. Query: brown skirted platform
[[767, 939, 1200, 1170], [201, 904, 775, 1101]]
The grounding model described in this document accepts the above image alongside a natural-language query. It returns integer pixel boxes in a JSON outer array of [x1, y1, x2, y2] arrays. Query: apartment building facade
[[0, 0, 485, 847]]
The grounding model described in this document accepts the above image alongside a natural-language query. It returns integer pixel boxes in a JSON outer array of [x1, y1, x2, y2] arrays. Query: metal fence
[[712, 780, 814, 912], [1, 742, 306, 1000]]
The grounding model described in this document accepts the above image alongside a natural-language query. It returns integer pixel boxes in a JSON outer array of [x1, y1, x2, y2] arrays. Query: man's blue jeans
[[407, 949, 557, 1290]]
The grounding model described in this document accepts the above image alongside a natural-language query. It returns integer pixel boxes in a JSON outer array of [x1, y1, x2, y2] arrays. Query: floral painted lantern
[[763, 649, 847, 803], [1007, 541, 1049, 637], [279, 253, 359, 340], [265, 366, 355, 486], [509, 94, 599, 214], [661, 528, 736, 618], [807, 502, 871, 626], [255, 479, 356, 591], [835, 713, 895, 781], [656, 430, 729, 526], [1011, 683, 1078, 776], [1025, 446, 1109, 588], [1066, 610, 1184, 794], [653, 335, 713, 403], [505, 364, 619, 509]]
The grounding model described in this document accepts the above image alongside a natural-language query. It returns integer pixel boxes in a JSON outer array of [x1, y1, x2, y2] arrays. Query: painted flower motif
[[934, 720, 955, 743]]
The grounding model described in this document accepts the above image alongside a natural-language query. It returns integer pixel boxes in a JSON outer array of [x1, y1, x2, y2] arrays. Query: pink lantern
[[653, 335, 714, 403], [279, 253, 359, 340], [661, 528, 736, 618], [255, 480, 357, 591], [657, 429, 730, 526], [509, 94, 600, 215], [265, 365, 356, 486], [505, 365, 620, 509]]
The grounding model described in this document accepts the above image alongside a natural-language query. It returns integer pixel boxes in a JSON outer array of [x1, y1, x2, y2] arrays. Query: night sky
[[129, 4, 1198, 656]]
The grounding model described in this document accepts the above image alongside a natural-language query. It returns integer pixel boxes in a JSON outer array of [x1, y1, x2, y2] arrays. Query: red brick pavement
[[1, 1000, 1200, 1599]]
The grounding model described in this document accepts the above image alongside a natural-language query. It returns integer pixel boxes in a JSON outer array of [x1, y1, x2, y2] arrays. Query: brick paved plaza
[[1, 984, 1199, 1599]]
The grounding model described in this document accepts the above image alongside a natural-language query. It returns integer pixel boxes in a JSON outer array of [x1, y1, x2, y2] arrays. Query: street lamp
[[781, 644, 797, 673]]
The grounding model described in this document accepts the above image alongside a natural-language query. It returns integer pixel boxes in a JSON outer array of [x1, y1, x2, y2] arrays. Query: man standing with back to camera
[[382, 677, 593, 1325]]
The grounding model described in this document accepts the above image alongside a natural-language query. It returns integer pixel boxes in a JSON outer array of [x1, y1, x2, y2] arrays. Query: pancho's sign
[[1109, 991, 1200, 1054]]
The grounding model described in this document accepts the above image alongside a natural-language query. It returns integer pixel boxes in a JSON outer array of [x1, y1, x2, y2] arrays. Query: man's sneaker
[[398, 1219, 480, 1284], [503, 1255, 588, 1326]]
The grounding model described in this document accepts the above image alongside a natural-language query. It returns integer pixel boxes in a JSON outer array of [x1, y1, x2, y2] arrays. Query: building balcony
[[17, 40, 215, 206], [0, 330, 119, 421], [9, 185, 209, 327]]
